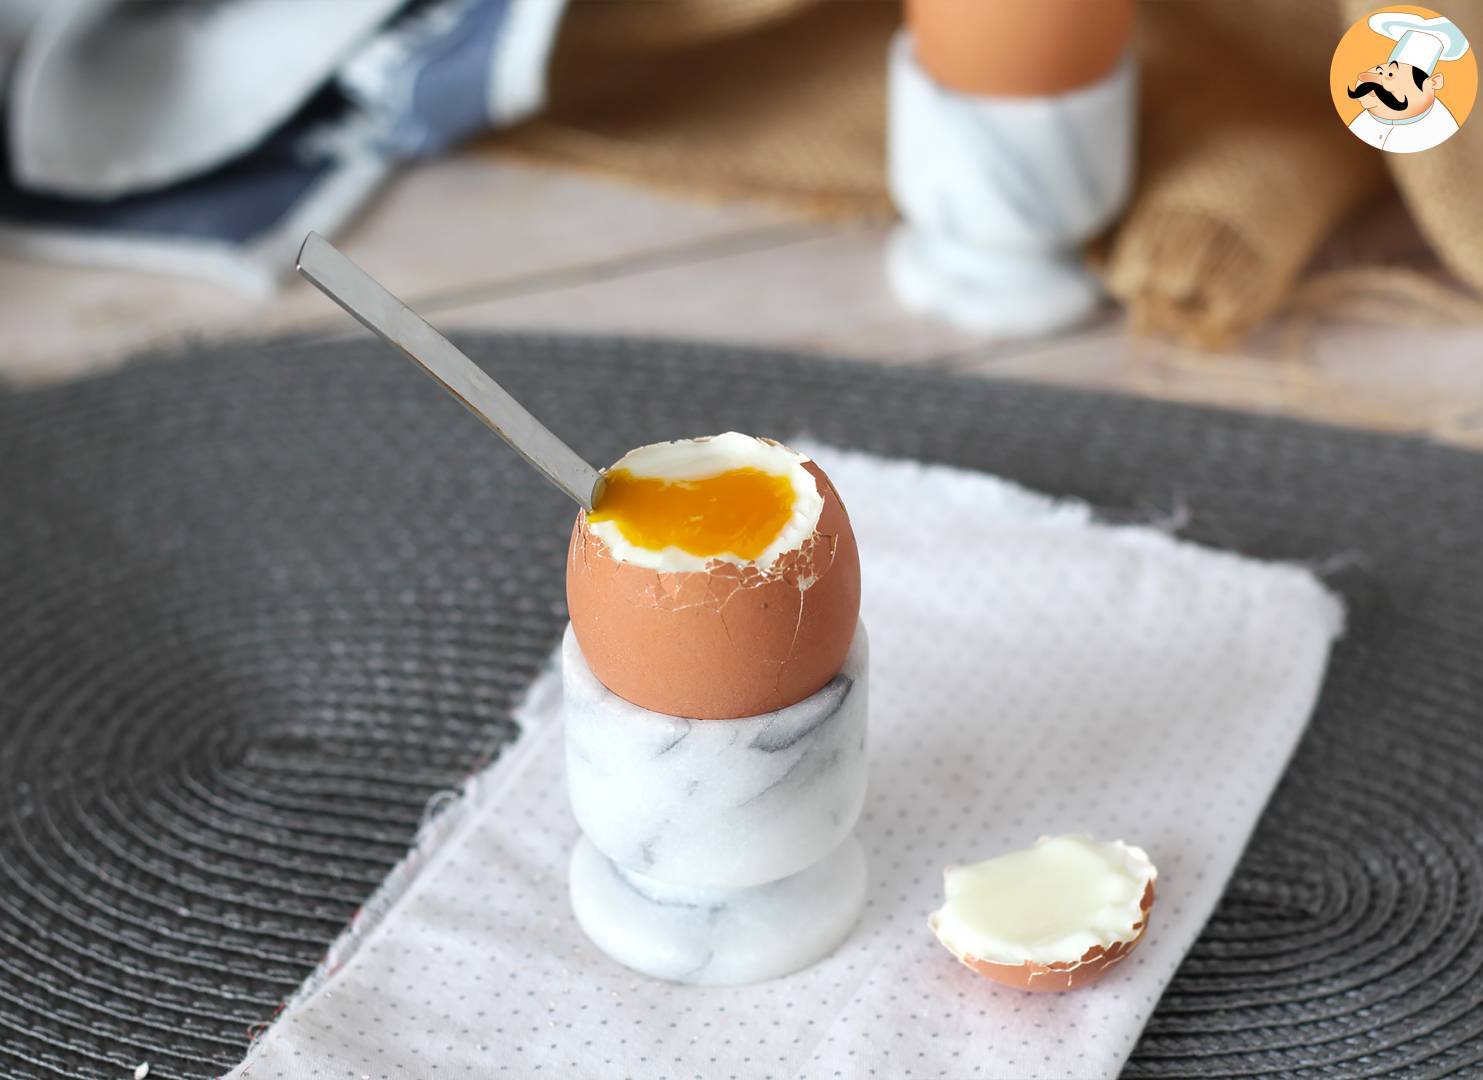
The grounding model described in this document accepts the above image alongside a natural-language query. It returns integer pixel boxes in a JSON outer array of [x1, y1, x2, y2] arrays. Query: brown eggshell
[[566, 461, 861, 720], [930, 880, 1156, 993], [906, 0, 1134, 97]]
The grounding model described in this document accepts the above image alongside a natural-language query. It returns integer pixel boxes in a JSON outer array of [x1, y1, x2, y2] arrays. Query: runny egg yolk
[[589, 467, 796, 562]]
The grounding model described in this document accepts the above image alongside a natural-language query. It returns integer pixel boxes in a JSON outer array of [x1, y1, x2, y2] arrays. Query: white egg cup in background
[[564, 623, 869, 986], [885, 33, 1136, 337]]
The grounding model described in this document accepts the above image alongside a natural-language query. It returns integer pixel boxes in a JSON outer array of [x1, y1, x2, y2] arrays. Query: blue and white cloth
[[0, 0, 566, 290]]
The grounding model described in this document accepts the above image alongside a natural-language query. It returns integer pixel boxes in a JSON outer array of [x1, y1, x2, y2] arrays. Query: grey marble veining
[[569, 833, 868, 986], [564, 623, 869, 890]]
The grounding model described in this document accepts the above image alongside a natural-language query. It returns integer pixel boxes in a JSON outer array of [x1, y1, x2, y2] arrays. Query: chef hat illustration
[[1369, 12, 1470, 75]]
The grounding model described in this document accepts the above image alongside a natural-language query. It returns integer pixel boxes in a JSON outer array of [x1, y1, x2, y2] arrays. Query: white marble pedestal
[[886, 33, 1137, 337], [563, 622, 869, 984]]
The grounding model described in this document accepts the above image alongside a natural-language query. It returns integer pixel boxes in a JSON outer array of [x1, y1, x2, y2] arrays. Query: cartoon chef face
[[1348, 58, 1444, 120], [1335, 10, 1472, 154], [1349, 14, 1469, 120]]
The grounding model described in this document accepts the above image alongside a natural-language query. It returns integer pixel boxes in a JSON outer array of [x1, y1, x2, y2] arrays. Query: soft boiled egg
[[929, 834, 1157, 992], [566, 432, 861, 720]]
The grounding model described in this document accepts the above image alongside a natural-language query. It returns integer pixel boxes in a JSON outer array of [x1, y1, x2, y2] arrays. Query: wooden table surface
[[3, 150, 1481, 448]]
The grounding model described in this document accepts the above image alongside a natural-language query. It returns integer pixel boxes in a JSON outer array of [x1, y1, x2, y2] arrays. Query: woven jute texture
[[504, 0, 1483, 342], [1, 335, 1481, 1079]]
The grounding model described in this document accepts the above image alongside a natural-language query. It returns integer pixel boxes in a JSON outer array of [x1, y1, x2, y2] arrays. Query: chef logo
[[1331, 6, 1476, 153]]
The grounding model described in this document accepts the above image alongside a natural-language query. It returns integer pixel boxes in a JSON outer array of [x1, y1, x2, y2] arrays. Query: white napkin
[[11, 0, 404, 198], [228, 445, 1342, 1080]]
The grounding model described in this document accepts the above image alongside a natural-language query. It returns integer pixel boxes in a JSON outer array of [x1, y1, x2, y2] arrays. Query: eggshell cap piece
[[566, 450, 861, 721], [929, 835, 1157, 993]]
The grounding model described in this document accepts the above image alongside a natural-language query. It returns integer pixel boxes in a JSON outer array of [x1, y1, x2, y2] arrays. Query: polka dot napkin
[[229, 445, 1343, 1080]]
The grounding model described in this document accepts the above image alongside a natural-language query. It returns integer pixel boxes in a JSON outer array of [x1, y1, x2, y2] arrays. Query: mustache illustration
[[1349, 80, 1410, 111]]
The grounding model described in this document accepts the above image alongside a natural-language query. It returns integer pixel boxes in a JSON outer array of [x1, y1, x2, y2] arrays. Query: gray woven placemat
[[1, 334, 1480, 1079]]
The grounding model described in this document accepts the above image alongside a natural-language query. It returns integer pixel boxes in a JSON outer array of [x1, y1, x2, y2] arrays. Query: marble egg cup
[[886, 32, 1137, 337], [564, 623, 869, 985]]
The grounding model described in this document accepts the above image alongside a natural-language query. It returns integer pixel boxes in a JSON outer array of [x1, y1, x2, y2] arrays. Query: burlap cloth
[[504, 0, 1483, 344]]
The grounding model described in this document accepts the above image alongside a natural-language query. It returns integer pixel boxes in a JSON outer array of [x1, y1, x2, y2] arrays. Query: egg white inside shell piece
[[589, 432, 825, 574], [932, 835, 1156, 967]]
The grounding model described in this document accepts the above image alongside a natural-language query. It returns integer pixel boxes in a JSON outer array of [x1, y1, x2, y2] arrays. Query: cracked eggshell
[[566, 460, 860, 720], [929, 836, 1157, 993], [932, 883, 1154, 993]]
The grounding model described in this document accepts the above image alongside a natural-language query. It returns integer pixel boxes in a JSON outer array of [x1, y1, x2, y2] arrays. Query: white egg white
[[931, 835, 1156, 967], [589, 432, 824, 574]]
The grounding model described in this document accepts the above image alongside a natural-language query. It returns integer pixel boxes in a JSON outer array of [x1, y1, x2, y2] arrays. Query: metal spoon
[[296, 231, 605, 510]]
